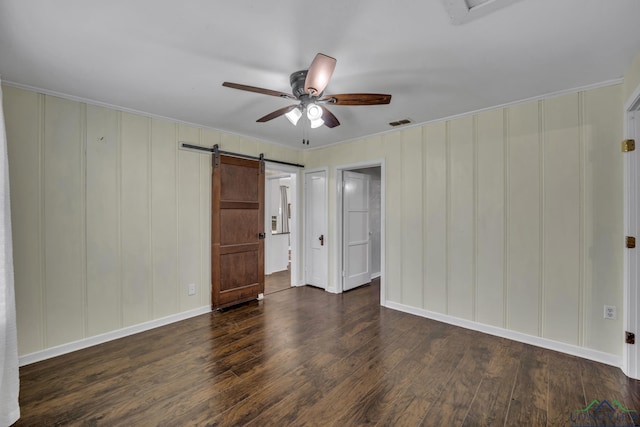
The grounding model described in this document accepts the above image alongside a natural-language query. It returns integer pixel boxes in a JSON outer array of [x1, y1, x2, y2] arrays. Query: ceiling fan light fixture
[[306, 103, 322, 121], [285, 107, 302, 125], [223, 53, 390, 131], [310, 117, 325, 129], [306, 103, 324, 128]]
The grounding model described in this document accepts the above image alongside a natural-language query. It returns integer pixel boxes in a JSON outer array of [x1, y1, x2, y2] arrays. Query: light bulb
[[310, 118, 325, 128], [285, 107, 302, 125], [306, 104, 323, 121]]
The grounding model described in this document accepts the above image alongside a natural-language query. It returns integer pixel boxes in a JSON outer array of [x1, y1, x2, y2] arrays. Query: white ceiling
[[1, 0, 639, 149]]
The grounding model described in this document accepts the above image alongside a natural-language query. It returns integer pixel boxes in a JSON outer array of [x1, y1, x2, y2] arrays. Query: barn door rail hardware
[[180, 142, 304, 168]]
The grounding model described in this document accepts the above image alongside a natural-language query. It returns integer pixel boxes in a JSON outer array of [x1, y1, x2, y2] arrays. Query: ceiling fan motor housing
[[290, 70, 322, 103]]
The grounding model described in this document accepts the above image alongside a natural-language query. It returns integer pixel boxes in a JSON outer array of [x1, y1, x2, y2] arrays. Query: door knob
[[258, 232, 266, 239], [319, 234, 324, 246]]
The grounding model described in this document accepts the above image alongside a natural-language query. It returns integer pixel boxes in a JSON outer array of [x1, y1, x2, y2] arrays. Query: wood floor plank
[[462, 339, 524, 426], [15, 282, 640, 426], [373, 326, 472, 426], [264, 268, 291, 294], [504, 346, 549, 426], [579, 358, 638, 427], [546, 352, 587, 426], [299, 355, 403, 425], [330, 325, 445, 426], [420, 331, 495, 426]]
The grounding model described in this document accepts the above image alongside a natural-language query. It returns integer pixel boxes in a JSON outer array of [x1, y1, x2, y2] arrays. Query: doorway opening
[[335, 161, 385, 301], [264, 165, 298, 295]]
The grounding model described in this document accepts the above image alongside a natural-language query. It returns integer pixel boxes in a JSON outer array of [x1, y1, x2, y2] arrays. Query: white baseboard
[[19, 306, 212, 367], [371, 272, 381, 280], [383, 301, 622, 368]]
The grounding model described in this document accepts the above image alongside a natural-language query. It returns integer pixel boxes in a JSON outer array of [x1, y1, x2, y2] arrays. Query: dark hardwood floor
[[16, 282, 640, 426], [264, 268, 291, 295]]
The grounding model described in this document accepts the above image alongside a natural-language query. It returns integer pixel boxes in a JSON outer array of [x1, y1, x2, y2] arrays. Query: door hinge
[[626, 331, 635, 345], [626, 236, 636, 249], [622, 139, 635, 152]]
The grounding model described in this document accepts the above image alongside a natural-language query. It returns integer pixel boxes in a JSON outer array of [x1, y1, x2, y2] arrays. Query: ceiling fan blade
[[256, 105, 298, 122], [320, 106, 340, 128], [304, 53, 336, 96], [321, 93, 392, 106], [222, 82, 295, 100]]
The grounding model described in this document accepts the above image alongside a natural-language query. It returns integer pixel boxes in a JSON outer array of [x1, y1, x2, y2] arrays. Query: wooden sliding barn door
[[211, 154, 265, 309]]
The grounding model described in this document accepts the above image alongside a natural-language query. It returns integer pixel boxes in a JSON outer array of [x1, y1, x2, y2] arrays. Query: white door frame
[[624, 84, 640, 379], [304, 168, 329, 289], [334, 160, 386, 304], [265, 163, 299, 286]]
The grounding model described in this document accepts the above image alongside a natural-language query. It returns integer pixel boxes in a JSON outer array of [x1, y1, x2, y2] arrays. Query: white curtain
[[279, 185, 289, 234], [0, 80, 20, 426]]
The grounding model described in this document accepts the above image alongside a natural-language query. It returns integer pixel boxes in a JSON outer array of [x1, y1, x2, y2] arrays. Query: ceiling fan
[[222, 53, 392, 129]]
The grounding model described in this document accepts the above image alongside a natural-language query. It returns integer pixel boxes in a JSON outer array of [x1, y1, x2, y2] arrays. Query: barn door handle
[[258, 232, 266, 239], [319, 235, 324, 246]]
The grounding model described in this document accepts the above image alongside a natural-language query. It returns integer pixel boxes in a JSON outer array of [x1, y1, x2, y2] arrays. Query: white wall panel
[[151, 119, 178, 318], [4, 87, 44, 354], [542, 94, 581, 344], [383, 132, 402, 303], [583, 85, 624, 354], [178, 125, 201, 311], [507, 102, 541, 336], [423, 122, 448, 312], [86, 105, 120, 335], [43, 96, 85, 346], [221, 133, 258, 157], [120, 113, 151, 326], [401, 127, 423, 306], [476, 109, 505, 327], [448, 116, 475, 320]]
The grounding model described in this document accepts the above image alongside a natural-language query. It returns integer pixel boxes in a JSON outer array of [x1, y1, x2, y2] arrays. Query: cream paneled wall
[[2, 81, 624, 359], [3, 85, 302, 356], [304, 84, 623, 357]]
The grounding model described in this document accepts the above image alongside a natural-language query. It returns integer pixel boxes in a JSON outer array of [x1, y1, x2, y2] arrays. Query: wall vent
[[389, 119, 412, 127], [441, 0, 522, 25]]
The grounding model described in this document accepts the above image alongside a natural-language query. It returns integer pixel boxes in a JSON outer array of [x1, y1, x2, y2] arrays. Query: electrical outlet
[[604, 305, 616, 320], [188, 284, 196, 296]]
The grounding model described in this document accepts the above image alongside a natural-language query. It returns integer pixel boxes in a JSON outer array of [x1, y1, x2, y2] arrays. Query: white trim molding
[[19, 306, 211, 366], [623, 83, 640, 379], [384, 300, 622, 368]]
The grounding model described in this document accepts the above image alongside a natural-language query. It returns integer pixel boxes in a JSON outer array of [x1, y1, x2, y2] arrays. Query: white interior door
[[305, 170, 327, 289], [343, 171, 371, 291]]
